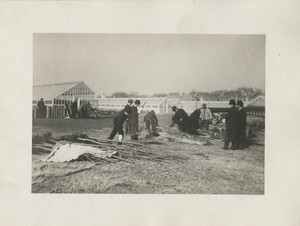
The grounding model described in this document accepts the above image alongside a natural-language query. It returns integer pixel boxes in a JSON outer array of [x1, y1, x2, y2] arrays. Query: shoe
[[221, 147, 229, 150]]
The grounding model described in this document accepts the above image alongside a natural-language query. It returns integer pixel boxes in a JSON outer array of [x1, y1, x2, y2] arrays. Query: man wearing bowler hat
[[124, 99, 133, 134], [222, 99, 239, 150]]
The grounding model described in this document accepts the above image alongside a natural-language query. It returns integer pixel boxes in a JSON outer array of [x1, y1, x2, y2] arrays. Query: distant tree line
[[98, 87, 264, 101], [189, 87, 264, 101]]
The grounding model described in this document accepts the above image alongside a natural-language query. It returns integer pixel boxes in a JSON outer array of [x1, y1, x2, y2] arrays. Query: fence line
[[33, 106, 66, 118]]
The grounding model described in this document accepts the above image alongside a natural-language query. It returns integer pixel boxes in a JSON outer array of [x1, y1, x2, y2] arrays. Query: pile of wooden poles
[[32, 135, 173, 164], [85, 137, 185, 163]]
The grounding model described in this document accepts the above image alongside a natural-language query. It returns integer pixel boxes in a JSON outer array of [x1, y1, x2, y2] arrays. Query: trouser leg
[[117, 124, 124, 136], [108, 126, 118, 139], [223, 140, 229, 149], [204, 120, 209, 130], [125, 120, 129, 134], [130, 124, 138, 140], [199, 120, 204, 130], [145, 121, 151, 135], [238, 139, 246, 149], [151, 122, 157, 134], [149, 119, 158, 134], [116, 124, 124, 144], [231, 141, 238, 150]]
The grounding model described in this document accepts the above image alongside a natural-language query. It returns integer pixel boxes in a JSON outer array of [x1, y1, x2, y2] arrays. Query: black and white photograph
[[32, 34, 265, 194], [1, 1, 300, 225]]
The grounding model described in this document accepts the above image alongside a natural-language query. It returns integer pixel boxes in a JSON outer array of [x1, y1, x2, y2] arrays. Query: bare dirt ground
[[32, 115, 264, 194]]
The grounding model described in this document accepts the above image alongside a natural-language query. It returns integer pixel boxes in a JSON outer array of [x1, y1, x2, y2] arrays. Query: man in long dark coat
[[170, 106, 199, 135], [37, 98, 46, 118], [144, 110, 159, 137], [124, 99, 133, 134], [189, 108, 201, 129], [222, 99, 239, 150], [129, 99, 141, 140], [236, 100, 247, 149], [71, 99, 78, 119]]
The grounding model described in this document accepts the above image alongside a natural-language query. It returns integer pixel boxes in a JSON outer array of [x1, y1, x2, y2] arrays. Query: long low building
[[97, 97, 178, 114], [32, 80, 264, 118], [33, 80, 96, 105], [33, 81, 97, 118], [97, 97, 265, 114]]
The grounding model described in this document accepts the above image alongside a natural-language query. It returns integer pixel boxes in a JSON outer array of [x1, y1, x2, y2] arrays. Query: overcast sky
[[33, 34, 265, 96]]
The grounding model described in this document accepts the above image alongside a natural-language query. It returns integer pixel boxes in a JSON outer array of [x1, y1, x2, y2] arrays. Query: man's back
[[177, 109, 189, 120]]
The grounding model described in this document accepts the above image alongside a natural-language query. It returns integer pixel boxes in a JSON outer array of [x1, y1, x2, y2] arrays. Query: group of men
[[107, 99, 159, 144], [171, 100, 247, 150], [222, 99, 247, 150], [107, 98, 247, 150], [170, 103, 213, 135]]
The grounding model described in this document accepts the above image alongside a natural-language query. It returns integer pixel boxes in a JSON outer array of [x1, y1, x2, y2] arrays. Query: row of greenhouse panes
[[61, 83, 94, 97], [32, 99, 94, 105]]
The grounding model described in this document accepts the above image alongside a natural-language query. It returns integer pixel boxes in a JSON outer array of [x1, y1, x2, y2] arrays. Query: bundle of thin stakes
[[32, 136, 179, 164]]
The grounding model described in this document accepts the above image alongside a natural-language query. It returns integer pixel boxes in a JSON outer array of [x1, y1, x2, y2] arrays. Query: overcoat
[[237, 107, 247, 143], [129, 106, 139, 125], [144, 111, 158, 126], [115, 110, 128, 126], [225, 107, 239, 141], [124, 104, 132, 117], [189, 109, 201, 129], [37, 100, 46, 118], [172, 109, 191, 132]]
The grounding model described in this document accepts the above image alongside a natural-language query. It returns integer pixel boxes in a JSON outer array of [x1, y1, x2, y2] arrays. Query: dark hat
[[237, 100, 244, 107], [202, 103, 207, 107], [134, 99, 141, 105], [128, 99, 133, 103], [172, 106, 177, 111], [229, 99, 236, 106]]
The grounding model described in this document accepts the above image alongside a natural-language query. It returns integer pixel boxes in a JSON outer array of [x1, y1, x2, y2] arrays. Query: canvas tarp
[[45, 142, 117, 162]]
